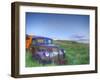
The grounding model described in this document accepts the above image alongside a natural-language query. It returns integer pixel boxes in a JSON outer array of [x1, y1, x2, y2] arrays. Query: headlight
[[45, 52, 49, 57]]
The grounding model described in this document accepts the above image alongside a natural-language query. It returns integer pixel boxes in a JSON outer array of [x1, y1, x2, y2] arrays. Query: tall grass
[[54, 40, 89, 65], [26, 40, 89, 67]]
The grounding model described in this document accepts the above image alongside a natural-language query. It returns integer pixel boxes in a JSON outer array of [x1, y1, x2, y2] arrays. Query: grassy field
[[26, 40, 89, 67], [54, 40, 89, 65]]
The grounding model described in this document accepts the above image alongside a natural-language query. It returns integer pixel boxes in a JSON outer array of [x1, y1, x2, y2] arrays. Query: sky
[[26, 12, 89, 43]]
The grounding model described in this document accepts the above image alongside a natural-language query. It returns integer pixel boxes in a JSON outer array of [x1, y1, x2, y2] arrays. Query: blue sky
[[26, 12, 89, 42]]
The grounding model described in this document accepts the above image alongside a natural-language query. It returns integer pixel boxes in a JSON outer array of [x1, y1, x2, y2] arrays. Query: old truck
[[26, 35, 66, 65]]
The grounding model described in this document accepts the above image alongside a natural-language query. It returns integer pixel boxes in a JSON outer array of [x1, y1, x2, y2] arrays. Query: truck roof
[[32, 36, 52, 40]]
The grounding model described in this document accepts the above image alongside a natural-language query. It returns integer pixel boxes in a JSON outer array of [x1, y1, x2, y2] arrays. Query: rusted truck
[[26, 35, 66, 65]]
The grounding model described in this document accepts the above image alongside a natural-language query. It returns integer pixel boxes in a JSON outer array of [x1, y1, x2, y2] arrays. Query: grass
[[25, 50, 42, 67], [54, 40, 89, 65], [26, 40, 89, 67]]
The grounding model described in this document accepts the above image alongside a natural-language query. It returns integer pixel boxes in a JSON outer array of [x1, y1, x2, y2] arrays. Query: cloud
[[71, 34, 85, 39], [77, 39, 89, 43], [70, 34, 89, 43]]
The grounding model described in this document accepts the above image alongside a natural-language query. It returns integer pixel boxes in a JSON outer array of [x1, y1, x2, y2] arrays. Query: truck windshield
[[48, 39, 52, 44], [36, 38, 52, 44], [37, 39, 44, 43]]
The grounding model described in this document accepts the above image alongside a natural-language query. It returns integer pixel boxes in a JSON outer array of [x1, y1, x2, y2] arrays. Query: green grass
[[54, 40, 89, 65], [25, 50, 42, 67], [26, 40, 89, 67]]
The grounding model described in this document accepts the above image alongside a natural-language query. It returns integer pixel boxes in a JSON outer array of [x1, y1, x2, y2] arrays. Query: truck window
[[37, 39, 44, 43], [32, 40, 36, 45], [48, 39, 52, 44]]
